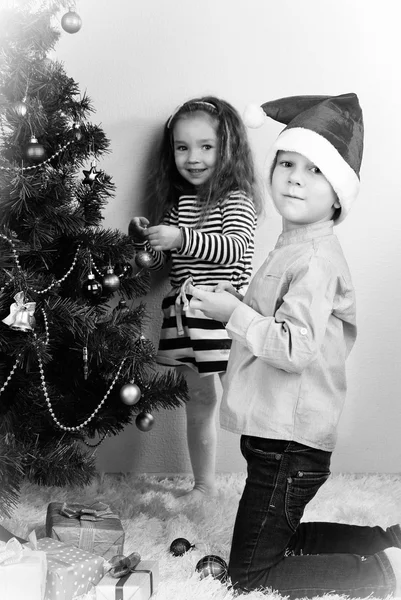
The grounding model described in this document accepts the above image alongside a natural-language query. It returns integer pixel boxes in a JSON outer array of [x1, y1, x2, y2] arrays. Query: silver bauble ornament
[[25, 136, 46, 162], [101, 267, 120, 294], [135, 411, 154, 432], [135, 250, 154, 269], [120, 383, 142, 406], [61, 10, 82, 34]]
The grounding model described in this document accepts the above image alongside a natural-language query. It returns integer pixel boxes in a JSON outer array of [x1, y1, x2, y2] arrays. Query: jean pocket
[[285, 470, 330, 531], [241, 436, 285, 461]]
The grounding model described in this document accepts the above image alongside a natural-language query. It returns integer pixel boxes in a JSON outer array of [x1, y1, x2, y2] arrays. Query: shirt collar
[[276, 220, 334, 248]]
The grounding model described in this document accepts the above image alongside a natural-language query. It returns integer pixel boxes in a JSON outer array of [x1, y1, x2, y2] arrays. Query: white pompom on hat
[[244, 93, 364, 223]]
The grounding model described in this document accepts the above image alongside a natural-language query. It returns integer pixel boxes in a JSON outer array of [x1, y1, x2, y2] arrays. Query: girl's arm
[[179, 193, 256, 265], [129, 216, 171, 271]]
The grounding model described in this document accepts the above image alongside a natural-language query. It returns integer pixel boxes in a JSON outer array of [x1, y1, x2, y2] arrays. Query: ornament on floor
[[82, 159, 102, 186], [169, 538, 194, 557], [135, 411, 154, 431], [82, 272, 103, 300], [2, 291, 36, 332], [135, 250, 154, 269], [114, 262, 133, 278], [195, 555, 228, 582], [120, 382, 141, 406], [61, 9, 82, 34], [25, 136, 46, 162], [101, 266, 120, 294]]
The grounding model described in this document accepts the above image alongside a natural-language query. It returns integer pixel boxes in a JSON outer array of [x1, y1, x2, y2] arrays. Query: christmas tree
[[0, 1, 187, 517]]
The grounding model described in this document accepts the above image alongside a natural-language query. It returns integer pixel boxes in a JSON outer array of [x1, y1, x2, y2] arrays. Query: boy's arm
[[190, 256, 346, 374], [227, 256, 343, 373]]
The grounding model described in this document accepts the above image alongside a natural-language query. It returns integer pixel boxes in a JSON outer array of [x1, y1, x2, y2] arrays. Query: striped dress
[[136, 191, 257, 376]]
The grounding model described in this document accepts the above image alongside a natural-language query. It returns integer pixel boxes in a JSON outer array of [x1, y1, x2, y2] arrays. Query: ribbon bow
[[0, 537, 24, 566], [2, 291, 36, 331], [107, 551, 141, 578], [60, 501, 119, 521]]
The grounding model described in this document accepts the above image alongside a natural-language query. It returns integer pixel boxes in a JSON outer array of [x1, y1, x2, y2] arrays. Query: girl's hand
[[187, 284, 242, 322], [128, 217, 149, 241], [215, 281, 244, 301], [146, 225, 182, 251]]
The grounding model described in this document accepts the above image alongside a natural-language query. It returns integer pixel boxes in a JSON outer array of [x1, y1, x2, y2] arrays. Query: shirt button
[[300, 328, 307, 335]]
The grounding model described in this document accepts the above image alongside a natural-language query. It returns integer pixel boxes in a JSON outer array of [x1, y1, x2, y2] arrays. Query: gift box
[[35, 536, 104, 600], [96, 560, 159, 600], [46, 501, 125, 560], [0, 537, 47, 600]]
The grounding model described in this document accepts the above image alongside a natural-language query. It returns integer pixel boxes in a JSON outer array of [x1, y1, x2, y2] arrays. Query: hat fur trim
[[265, 127, 360, 223]]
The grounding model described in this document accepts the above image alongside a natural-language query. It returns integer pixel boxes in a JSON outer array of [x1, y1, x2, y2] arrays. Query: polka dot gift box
[[35, 537, 105, 600]]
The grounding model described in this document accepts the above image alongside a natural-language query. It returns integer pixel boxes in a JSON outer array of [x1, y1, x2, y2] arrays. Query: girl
[[129, 96, 261, 502]]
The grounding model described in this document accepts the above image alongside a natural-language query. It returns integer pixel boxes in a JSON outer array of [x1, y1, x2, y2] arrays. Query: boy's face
[[271, 151, 340, 231]]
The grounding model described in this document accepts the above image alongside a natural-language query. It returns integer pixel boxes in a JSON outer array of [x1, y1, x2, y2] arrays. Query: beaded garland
[[37, 352, 127, 432], [0, 232, 81, 295]]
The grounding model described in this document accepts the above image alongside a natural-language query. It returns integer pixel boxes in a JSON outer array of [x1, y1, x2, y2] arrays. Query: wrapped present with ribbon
[[46, 501, 125, 560], [96, 560, 159, 600], [2, 290, 36, 332], [0, 535, 47, 600], [28, 535, 105, 600]]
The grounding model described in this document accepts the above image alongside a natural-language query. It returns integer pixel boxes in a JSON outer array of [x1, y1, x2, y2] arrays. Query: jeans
[[229, 437, 401, 598]]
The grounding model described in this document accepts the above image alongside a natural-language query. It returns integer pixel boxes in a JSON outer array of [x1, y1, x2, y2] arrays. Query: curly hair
[[146, 96, 263, 225]]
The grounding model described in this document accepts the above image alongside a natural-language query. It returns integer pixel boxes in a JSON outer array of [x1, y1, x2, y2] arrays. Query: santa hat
[[244, 93, 364, 223]]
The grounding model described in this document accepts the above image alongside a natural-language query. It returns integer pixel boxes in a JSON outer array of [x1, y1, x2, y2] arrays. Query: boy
[[188, 94, 401, 598]]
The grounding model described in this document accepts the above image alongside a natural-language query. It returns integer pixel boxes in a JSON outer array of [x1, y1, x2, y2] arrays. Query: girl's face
[[271, 151, 340, 231], [173, 112, 218, 186]]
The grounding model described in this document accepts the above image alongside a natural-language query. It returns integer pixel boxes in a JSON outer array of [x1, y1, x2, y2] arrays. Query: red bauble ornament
[[61, 9, 82, 34], [135, 412, 154, 432], [169, 538, 194, 557], [135, 250, 154, 269], [82, 273, 103, 300], [120, 383, 142, 406], [25, 136, 46, 162], [101, 267, 120, 294]]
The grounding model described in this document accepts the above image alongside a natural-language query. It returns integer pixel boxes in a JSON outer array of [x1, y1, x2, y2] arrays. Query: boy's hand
[[146, 225, 182, 251], [128, 217, 149, 241], [215, 281, 244, 301], [187, 284, 242, 322]]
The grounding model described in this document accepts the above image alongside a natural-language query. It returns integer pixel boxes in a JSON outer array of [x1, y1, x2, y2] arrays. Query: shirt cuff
[[177, 227, 191, 254], [226, 302, 257, 341]]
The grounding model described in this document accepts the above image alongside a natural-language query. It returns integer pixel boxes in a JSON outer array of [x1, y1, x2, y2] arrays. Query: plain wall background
[[52, 0, 401, 474]]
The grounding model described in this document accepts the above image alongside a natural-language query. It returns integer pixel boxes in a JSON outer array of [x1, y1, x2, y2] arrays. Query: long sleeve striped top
[[135, 191, 257, 290]]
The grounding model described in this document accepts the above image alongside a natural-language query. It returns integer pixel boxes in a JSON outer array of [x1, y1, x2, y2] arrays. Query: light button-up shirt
[[220, 220, 356, 452]]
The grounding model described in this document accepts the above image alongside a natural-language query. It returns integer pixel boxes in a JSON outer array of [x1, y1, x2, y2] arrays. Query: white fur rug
[[2, 472, 401, 600]]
